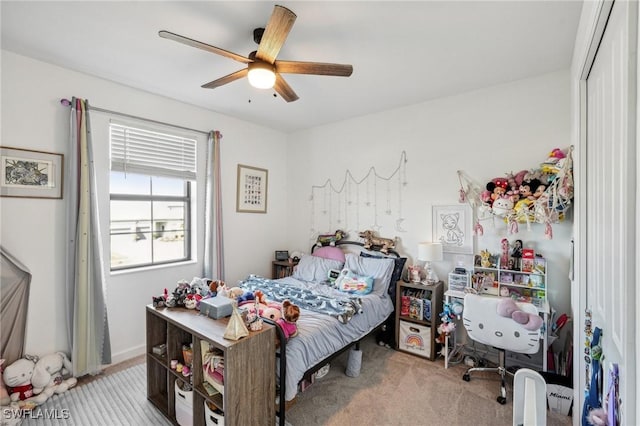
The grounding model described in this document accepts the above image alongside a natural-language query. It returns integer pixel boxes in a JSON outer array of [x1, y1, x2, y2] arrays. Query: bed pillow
[[360, 252, 407, 299], [335, 268, 374, 295], [344, 253, 395, 297], [312, 246, 346, 263], [292, 254, 344, 283]]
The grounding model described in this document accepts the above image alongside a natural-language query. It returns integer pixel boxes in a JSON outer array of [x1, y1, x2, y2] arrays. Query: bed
[[237, 241, 406, 425]]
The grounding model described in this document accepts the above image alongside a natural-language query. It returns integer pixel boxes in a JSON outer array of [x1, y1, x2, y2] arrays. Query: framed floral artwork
[[236, 164, 268, 213], [0, 146, 63, 199], [432, 204, 473, 254]]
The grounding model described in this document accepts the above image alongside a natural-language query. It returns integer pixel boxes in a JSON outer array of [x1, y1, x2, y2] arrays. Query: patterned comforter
[[239, 275, 363, 324]]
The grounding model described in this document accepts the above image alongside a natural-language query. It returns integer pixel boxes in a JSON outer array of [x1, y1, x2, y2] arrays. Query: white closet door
[[584, 0, 636, 422]]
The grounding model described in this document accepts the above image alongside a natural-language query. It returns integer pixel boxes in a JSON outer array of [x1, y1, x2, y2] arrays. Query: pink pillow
[[312, 246, 346, 263]]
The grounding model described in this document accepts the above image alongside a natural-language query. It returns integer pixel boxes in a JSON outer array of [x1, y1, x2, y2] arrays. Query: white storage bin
[[398, 320, 431, 359], [204, 401, 225, 426], [175, 380, 193, 426]]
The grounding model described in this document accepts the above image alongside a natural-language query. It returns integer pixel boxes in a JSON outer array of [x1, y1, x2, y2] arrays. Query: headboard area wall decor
[[308, 151, 409, 249]]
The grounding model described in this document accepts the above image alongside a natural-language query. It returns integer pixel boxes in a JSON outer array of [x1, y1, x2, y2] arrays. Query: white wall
[[286, 70, 573, 324], [1, 49, 574, 366], [1, 51, 289, 362]]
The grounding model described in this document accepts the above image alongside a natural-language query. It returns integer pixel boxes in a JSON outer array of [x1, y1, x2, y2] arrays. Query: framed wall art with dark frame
[[0, 146, 64, 199], [236, 164, 268, 213]]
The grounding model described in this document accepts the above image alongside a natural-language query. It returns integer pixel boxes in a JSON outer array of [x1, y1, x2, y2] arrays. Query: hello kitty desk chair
[[461, 293, 541, 406]]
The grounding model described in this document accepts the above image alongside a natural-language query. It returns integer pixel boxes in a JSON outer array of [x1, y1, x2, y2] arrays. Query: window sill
[[110, 259, 198, 277]]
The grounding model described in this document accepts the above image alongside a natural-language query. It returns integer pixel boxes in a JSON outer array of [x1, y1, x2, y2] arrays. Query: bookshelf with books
[[395, 280, 443, 360], [472, 255, 547, 311]]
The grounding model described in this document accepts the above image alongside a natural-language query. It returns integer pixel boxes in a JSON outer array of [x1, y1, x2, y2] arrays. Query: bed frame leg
[[263, 318, 287, 426]]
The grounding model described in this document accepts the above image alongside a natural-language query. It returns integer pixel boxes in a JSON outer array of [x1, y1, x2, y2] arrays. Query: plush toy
[[506, 169, 528, 190], [217, 282, 230, 298], [2, 357, 52, 405], [31, 352, 77, 397], [484, 177, 509, 206], [532, 182, 547, 200], [261, 306, 282, 322], [519, 178, 541, 201], [480, 249, 492, 268], [276, 300, 300, 340], [152, 290, 167, 308], [496, 298, 543, 331], [316, 229, 347, 247], [208, 280, 223, 295], [491, 195, 514, 217], [184, 294, 198, 309]]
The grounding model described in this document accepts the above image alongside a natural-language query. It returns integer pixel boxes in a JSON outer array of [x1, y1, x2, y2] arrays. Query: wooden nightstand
[[272, 260, 298, 279]]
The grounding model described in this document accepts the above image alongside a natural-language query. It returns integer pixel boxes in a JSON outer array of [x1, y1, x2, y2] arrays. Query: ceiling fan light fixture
[[248, 62, 276, 89]]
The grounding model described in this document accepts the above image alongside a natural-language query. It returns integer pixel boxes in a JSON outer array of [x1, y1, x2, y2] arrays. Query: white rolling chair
[[461, 293, 541, 404]]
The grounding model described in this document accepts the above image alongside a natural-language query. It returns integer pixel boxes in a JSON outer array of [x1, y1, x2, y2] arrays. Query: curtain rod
[[60, 98, 212, 137]]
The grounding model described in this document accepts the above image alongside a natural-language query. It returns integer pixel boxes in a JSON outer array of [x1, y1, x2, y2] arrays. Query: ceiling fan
[[159, 5, 353, 102]]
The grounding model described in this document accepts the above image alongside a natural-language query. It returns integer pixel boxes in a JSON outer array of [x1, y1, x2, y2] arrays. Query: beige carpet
[[284, 335, 573, 426]]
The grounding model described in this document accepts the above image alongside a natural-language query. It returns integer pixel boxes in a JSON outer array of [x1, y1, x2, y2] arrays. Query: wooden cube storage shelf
[[394, 281, 443, 360], [146, 305, 275, 426]]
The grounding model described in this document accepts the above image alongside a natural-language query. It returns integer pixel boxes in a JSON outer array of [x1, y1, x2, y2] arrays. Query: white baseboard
[[108, 344, 146, 366]]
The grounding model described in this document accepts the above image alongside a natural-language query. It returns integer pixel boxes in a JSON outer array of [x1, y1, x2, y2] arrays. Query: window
[[109, 123, 197, 271]]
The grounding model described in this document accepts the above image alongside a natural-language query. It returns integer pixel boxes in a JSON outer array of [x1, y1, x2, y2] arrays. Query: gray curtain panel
[[66, 97, 111, 376]]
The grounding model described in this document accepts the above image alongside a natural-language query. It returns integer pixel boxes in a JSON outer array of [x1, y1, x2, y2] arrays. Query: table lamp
[[418, 242, 443, 284]]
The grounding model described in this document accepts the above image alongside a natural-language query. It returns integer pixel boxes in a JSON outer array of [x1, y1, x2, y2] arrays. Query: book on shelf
[[401, 295, 410, 316], [409, 297, 423, 321], [529, 274, 544, 288], [423, 299, 432, 321], [534, 256, 546, 274], [521, 249, 535, 272]]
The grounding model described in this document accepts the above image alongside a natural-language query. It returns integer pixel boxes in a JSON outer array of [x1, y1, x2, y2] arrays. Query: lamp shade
[[418, 242, 443, 262]]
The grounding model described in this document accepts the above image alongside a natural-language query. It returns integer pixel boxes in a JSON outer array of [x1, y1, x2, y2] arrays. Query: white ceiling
[[1, 1, 583, 133]]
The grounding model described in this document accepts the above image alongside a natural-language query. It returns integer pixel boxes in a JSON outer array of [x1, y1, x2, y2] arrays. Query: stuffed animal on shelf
[[480, 249, 492, 268], [31, 352, 77, 397]]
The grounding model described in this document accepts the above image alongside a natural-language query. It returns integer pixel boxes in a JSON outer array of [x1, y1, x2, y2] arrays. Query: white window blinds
[[110, 123, 197, 180]]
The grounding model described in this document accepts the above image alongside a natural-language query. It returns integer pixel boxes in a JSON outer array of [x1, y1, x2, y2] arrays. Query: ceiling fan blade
[[276, 60, 353, 77], [201, 69, 249, 89], [274, 74, 299, 102], [159, 30, 251, 64], [256, 5, 297, 64]]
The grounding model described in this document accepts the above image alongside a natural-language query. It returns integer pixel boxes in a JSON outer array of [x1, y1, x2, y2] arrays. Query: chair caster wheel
[[462, 374, 470, 382], [497, 396, 507, 405]]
